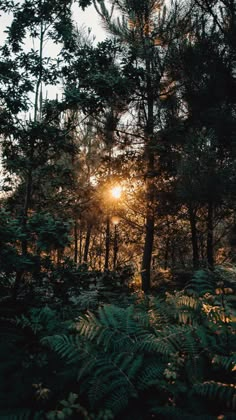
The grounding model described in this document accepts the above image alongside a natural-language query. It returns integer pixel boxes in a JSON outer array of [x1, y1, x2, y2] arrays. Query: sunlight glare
[[111, 186, 122, 199]]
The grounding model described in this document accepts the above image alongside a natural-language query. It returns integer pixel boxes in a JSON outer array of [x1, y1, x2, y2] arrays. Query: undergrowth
[[0, 268, 235, 419]]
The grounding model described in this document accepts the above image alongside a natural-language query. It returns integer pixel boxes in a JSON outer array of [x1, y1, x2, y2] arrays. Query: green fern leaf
[[185, 270, 215, 296], [137, 361, 165, 390], [194, 381, 236, 409], [212, 354, 236, 372], [0, 410, 43, 420], [42, 334, 81, 363]]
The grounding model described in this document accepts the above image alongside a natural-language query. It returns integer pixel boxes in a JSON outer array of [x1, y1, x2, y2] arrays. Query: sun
[[111, 186, 122, 199]]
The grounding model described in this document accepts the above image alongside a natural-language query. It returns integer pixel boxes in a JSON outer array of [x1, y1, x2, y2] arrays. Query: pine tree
[[92, 0, 187, 290]]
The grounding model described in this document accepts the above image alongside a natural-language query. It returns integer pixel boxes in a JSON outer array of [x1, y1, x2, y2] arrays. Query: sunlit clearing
[[111, 186, 122, 199]]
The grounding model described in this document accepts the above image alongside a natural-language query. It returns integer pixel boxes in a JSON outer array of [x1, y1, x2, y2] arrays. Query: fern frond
[[79, 351, 142, 386], [16, 307, 58, 335], [166, 293, 203, 325], [167, 293, 201, 310], [77, 351, 142, 413], [194, 381, 236, 410], [137, 361, 165, 390], [69, 290, 99, 310], [136, 325, 196, 356], [148, 297, 175, 326], [105, 387, 129, 414], [185, 270, 215, 296], [41, 334, 81, 363], [77, 305, 143, 352], [0, 413, 29, 420], [152, 405, 215, 420], [0, 410, 43, 420], [212, 354, 236, 372]]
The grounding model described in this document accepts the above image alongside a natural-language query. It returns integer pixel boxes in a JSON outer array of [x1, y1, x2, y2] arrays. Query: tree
[[92, 0, 188, 290], [0, 0, 88, 295]]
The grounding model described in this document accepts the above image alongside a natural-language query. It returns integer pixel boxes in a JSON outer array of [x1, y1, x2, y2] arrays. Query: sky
[[73, 3, 107, 43], [0, 2, 107, 45], [0, 2, 107, 99]]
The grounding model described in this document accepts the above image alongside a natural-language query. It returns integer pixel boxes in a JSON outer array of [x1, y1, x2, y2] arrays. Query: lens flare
[[111, 186, 122, 199]]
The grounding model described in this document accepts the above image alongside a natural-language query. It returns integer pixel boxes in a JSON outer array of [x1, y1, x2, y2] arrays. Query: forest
[[0, 0, 235, 418]]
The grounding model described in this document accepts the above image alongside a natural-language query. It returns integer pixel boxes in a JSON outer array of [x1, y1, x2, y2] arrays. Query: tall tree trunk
[[113, 224, 118, 270], [200, 232, 205, 262], [179, 248, 186, 269], [171, 242, 176, 269], [141, 51, 155, 293], [84, 223, 92, 263], [164, 237, 170, 270], [21, 166, 33, 255], [207, 201, 214, 268], [57, 248, 63, 267], [141, 190, 155, 291], [74, 219, 78, 264], [104, 216, 110, 270], [188, 205, 199, 269], [79, 226, 83, 265]]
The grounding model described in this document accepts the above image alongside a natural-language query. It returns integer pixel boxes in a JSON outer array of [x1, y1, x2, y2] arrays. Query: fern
[[41, 334, 82, 364], [137, 361, 165, 390], [0, 410, 43, 420], [77, 305, 142, 353], [212, 354, 236, 372], [151, 405, 216, 419], [69, 289, 99, 310], [0, 411, 30, 420], [16, 307, 59, 335], [148, 296, 175, 326], [194, 381, 236, 410], [136, 324, 198, 356], [37, 287, 236, 418], [185, 269, 215, 296], [166, 292, 203, 325], [78, 351, 142, 412]]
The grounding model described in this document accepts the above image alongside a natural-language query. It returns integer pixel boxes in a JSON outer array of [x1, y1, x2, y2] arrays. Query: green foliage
[[16, 307, 60, 335], [46, 393, 86, 419], [193, 382, 236, 410], [28, 213, 72, 252], [0, 410, 44, 420], [212, 354, 236, 372], [0, 410, 31, 420], [43, 284, 236, 418], [185, 269, 216, 296], [0, 209, 34, 275], [0, 270, 235, 418]]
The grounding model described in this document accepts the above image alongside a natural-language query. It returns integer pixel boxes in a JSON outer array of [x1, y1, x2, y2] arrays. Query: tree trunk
[[188, 205, 199, 269], [104, 216, 110, 270], [83, 223, 92, 263], [179, 248, 186, 269], [207, 201, 214, 268], [74, 219, 78, 264], [12, 271, 23, 301], [113, 224, 118, 270], [79, 227, 83, 265], [57, 248, 63, 267], [141, 197, 155, 292], [141, 50, 155, 293], [171, 242, 176, 269], [164, 237, 170, 270]]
